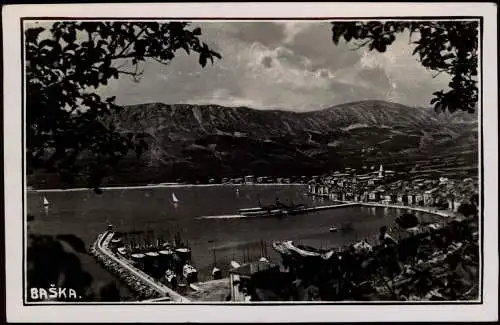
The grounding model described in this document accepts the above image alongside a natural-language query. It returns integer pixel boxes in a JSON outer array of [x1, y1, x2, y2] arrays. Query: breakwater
[[89, 231, 191, 302], [198, 202, 359, 220], [89, 232, 164, 301]]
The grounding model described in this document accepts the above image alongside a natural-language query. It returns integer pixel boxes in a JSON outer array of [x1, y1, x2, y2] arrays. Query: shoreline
[[27, 182, 306, 193], [355, 202, 458, 219]]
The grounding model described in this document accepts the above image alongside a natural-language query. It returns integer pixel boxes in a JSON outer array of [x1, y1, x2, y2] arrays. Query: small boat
[[172, 193, 179, 203], [212, 267, 222, 280], [111, 237, 122, 244], [329, 226, 340, 232], [159, 249, 173, 256], [130, 253, 145, 260], [117, 247, 127, 256], [230, 261, 241, 269], [259, 257, 269, 262], [145, 251, 160, 258], [43, 196, 49, 207]]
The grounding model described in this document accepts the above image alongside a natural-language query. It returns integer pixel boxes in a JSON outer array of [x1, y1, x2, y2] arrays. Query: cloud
[[90, 21, 453, 111]]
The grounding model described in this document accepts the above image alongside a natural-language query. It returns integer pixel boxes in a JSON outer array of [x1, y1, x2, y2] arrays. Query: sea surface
[[27, 184, 443, 281]]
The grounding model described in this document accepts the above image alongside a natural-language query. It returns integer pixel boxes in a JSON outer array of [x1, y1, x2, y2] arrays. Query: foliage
[[26, 21, 221, 191], [27, 234, 94, 301], [331, 21, 479, 114], [457, 202, 478, 217]]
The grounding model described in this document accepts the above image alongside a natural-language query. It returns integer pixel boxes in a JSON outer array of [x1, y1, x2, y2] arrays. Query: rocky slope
[[29, 100, 479, 187]]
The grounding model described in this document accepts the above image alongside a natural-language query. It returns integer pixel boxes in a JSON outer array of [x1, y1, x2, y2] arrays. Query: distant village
[[306, 164, 479, 212], [216, 164, 479, 213]]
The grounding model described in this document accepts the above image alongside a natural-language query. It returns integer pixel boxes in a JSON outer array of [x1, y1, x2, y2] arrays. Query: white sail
[[172, 193, 179, 203], [43, 196, 49, 206]]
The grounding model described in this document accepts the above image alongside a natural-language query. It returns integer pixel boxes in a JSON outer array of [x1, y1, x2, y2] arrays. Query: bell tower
[[378, 164, 384, 178]]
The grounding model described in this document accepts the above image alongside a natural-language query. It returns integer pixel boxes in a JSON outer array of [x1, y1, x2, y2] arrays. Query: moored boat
[[212, 266, 222, 280], [130, 253, 145, 260], [230, 260, 241, 269], [145, 251, 160, 258], [117, 247, 127, 256]]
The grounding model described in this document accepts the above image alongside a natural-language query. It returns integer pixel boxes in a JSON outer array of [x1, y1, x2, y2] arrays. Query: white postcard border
[[3, 2, 498, 323]]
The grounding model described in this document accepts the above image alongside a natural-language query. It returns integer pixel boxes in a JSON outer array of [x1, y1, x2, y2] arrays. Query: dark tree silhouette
[[331, 21, 479, 114], [25, 21, 220, 302], [26, 21, 221, 191], [99, 282, 121, 302], [457, 202, 478, 218], [27, 234, 94, 301]]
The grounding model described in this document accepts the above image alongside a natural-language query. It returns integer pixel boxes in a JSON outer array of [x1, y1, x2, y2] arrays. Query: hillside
[[28, 100, 479, 187]]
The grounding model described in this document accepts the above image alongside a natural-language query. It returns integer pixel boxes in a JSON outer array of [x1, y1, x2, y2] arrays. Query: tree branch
[[114, 25, 148, 58], [350, 40, 371, 51]]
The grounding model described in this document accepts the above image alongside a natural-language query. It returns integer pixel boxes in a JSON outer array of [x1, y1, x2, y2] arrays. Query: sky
[[30, 21, 453, 112]]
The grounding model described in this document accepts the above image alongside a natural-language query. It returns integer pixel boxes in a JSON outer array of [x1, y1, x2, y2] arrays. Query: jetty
[[303, 202, 359, 212], [92, 230, 190, 302], [199, 202, 359, 219]]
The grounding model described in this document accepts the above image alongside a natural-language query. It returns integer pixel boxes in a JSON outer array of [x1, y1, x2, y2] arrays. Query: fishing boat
[[329, 226, 340, 232], [117, 247, 127, 256], [43, 196, 49, 207], [172, 193, 179, 203], [159, 249, 173, 256], [130, 253, 145, 260]]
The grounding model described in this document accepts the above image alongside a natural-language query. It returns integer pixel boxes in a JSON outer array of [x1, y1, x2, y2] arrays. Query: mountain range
[[29, 100, 479, 187]]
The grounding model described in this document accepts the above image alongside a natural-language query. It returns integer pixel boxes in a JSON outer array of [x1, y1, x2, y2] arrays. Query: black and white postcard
[[2, 2, 498, 323]]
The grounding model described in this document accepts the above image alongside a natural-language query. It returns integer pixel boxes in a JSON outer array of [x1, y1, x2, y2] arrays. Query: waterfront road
[[97, 231, 191, 302]]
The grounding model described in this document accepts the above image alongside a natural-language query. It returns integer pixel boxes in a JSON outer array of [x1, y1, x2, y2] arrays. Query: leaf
[[199, 54, 207, 67], [62, 28, 77, 44], [25, 27, 45, 43]]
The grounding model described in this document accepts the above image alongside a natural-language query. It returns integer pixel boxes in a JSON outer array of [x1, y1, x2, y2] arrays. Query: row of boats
[[110, 232, 199, 285]]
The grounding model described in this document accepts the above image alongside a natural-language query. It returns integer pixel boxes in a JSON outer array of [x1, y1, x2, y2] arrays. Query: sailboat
[[172, 193, 179, 204], [211, 249, 222, 280], [43, 196, 49, 207]]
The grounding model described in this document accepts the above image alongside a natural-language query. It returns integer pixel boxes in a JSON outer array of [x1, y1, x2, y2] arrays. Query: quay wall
[[357, 202, 457, 219], [307, 191, 458, 219]]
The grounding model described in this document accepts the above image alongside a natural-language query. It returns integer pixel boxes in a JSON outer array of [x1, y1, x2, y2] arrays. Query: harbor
[[28, 183, 475, 302]]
